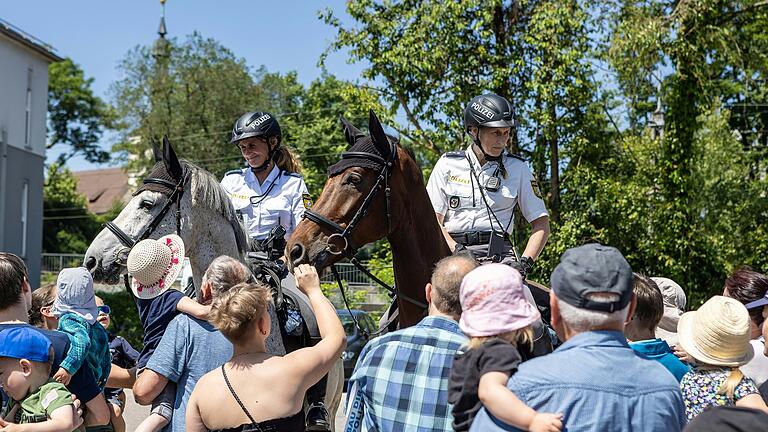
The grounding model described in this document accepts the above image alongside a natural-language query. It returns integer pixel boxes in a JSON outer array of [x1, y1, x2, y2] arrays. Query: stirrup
[[305, 402, 331, 432]]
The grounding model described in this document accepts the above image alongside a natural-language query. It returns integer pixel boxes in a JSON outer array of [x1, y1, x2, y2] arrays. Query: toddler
[[0, 327, 77, 431], [127, 235, 210, 432], [448, 264, 562, 432], [677, 295, 768, 420], [51, 267, 111, 392]]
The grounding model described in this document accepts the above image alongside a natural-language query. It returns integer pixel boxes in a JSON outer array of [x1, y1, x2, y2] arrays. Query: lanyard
[[465, 155, 514, 235]]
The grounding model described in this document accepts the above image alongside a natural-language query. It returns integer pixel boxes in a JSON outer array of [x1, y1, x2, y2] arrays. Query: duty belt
[[450, 231, 510, 246]]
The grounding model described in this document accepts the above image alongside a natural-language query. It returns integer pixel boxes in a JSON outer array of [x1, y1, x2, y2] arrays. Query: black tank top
[[208, 364, 306, 432]]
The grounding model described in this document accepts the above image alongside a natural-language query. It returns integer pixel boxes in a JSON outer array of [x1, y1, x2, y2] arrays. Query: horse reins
[[103, 168, 190, 292], [302, 146, 429, 329]]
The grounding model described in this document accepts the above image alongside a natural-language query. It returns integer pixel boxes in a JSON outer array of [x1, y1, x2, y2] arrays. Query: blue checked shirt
[[344, 315, 467, 432]]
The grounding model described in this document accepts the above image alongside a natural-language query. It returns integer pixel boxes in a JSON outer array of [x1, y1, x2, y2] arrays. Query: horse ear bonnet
[[328, 115, 398, 177], [133, 137, 185, 196]]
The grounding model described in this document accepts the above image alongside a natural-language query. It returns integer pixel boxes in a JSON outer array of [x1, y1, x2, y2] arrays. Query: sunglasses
[[97, 305, 111, 315]]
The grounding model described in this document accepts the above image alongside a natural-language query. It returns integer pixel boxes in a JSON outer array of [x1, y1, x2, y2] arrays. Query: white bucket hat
[[677, 295, 754, 367], [127, 235, 185, 299]]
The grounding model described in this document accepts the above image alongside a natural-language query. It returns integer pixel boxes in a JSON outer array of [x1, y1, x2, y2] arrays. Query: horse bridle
[[302, 145, 429, 317], [302, 150, 394, 258], [104, 168, 190, 266]]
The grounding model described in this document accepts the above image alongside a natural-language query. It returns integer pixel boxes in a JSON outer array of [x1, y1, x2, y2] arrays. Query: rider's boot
[[305, 374, 330, 432]]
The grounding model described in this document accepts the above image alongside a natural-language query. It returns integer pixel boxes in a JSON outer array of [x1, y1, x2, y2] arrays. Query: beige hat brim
[[130, 234, 186, 300], [677, 311, 754, 367]]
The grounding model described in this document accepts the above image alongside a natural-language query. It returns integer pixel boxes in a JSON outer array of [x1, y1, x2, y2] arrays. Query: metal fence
[[41, 253, 84, 274]]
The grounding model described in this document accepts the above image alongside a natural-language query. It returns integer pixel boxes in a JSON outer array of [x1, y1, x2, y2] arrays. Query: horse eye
[[139, 199, 154, 210], [346, 173, 362, 185]]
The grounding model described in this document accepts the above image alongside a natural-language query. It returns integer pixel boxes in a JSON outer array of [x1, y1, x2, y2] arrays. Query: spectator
[[470, 243, 686, 431], [683, 406, 768, 432], [132, 255, 242, 432], [652, 277, 686, 348], [95, 295, 139, 432], [626, 274, 690, 381], [448, 264, 562, 432], [50, 268, 112, 392], [185, 264, 345, 431], [345, 255, 478, 432], [125, 235, 210, 432], [29, 283, 56, 329], [678, 296, 768, 420], [0, 252, 109, 427], [722, 267, 768, 387], [0, 327, 79, 431]]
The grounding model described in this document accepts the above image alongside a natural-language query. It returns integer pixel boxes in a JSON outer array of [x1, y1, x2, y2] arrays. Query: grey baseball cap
[[551, 243, 633, 313]]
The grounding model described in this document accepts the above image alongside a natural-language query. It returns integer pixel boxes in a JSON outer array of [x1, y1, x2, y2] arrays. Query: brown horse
[[287, 111, 451, 327]]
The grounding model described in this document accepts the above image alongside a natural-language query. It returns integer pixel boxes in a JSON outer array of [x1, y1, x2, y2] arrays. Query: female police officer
[[221, 111, 310, 244], [221, 111, 331, 431], [426, 93, 550, 278]]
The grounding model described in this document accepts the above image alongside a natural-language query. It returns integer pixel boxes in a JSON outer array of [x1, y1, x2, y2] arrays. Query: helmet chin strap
[[471, 136, 506, 176], [250, 144, 278, 173]]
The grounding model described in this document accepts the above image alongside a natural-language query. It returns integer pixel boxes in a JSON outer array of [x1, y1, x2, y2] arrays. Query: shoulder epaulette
[[285, 172, 303, 178], [507, 153, 526, 162], [443, 150, 466, 158], [225, 169, 242, 176]]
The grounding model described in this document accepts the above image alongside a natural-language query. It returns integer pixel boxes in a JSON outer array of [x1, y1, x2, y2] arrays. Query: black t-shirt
[[448, 338, 522, 432], [0, 323, 100, 404]]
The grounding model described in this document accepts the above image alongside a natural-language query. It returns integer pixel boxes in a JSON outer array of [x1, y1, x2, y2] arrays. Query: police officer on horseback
[[426, 93, 550, 278], [222, 111, 331, 432]]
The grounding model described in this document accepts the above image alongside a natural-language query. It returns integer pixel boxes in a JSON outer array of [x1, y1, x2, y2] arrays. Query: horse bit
[[301, 145, 429, 330]]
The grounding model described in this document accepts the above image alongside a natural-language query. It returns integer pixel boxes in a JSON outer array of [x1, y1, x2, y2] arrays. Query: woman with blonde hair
[[185, 264, 345, 432], [678, 295, 768, 420]]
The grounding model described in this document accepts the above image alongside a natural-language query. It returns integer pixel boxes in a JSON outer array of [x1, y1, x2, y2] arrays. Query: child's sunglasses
[[97, 305, 111, 315]]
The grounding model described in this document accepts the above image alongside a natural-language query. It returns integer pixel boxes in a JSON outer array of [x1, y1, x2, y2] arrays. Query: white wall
[[0, 35, 51, 157]]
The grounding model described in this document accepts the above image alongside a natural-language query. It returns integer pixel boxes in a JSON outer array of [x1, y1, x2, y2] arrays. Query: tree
[[48, 58, 114, 167], [42, 164, 102, 253]]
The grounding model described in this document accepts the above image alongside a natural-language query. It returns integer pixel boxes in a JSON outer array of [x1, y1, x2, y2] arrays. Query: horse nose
[[290, 244, 306, 266], [85, 256, 97, 272]]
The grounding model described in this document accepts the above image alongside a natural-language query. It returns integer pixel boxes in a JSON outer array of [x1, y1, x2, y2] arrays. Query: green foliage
[[48, 58, 115, 166], [43, 165, 102, 253]]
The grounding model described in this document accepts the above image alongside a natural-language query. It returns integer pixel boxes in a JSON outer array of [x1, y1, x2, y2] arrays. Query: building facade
[[0, 19, 62, 287]]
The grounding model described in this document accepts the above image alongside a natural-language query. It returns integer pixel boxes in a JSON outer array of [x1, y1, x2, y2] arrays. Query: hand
[[529, 412, 563, 432], [294, 264, 321, 296], [673, 345, 693, 364], [509, 256, 534, 279], [53, 367, 72, 385], [70, 395, 84, 429]]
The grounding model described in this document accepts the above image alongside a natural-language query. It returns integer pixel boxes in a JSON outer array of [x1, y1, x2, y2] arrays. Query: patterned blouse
[[680, 367, 759, 421]]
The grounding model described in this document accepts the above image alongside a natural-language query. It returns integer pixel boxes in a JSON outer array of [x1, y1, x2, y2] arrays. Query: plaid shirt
[[58, 313, 112, 391], [345, 315, 467, 432]]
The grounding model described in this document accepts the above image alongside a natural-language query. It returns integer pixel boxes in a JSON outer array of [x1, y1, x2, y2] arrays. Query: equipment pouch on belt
[[487, 231, 506, 261]]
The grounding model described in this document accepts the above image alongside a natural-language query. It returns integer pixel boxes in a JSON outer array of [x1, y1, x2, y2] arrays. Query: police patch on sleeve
[[449, 195, 461, 209], [302, 193, 313, 209], [531, 180, 542, 199]]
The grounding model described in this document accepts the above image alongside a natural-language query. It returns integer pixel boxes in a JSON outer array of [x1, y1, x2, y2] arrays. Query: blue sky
[[3, 0, 366, 171]]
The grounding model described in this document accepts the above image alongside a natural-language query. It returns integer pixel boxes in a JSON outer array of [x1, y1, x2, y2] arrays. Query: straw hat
[[127, 235, 185, 299], [677, 296, 754, 367]]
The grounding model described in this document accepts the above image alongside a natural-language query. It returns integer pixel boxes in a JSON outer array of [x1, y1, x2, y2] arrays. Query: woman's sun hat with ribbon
[[459, 263, 540, 337], [677, 295, 754, 367], [127, 235, 185, 299]]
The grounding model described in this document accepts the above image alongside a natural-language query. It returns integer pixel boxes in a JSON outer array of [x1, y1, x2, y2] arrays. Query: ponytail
[[273, 146, 302, 174], [717, 368, 745, 400]]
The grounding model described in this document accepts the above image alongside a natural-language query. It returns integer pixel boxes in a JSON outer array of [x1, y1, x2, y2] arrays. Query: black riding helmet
[[464, 93, 515, 132], [231, 111, 282, 172], [230, 111, 282, 145]]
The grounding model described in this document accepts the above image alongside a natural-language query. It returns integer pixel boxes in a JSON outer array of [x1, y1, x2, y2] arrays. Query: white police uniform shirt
[[426, 146, 548, 234], [220, 165, 309, 241]]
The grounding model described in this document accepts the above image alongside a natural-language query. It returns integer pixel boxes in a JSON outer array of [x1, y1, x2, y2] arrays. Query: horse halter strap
[[104, 169, 190, 262], [302, 150, 394, 258]]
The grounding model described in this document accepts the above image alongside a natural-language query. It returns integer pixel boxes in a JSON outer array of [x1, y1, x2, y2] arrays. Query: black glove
[[510, 256, 534, 279], [453, 242, 468, 255]]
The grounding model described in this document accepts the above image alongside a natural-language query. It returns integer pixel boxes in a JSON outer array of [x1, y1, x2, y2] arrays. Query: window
[[24, 68, 32, 148], [21, 180, 29, 257]]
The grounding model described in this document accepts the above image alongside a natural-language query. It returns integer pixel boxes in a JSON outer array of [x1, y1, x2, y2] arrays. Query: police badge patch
[[449, 195, 461, 209], [302, 193, 313, 209], [531, 180, 542, 199]]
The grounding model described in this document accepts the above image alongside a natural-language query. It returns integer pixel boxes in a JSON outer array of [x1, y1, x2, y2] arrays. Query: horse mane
[[182, 160, 250, 256]]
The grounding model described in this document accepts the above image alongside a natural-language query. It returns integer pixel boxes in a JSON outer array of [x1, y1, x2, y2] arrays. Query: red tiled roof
[[73, 168, 131, 214]]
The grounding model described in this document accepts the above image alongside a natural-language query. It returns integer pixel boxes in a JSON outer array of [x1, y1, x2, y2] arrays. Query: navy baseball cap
[[551, 243, 633, 313], [745, 295, 768, 310], [0, 327, 52, 362]]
